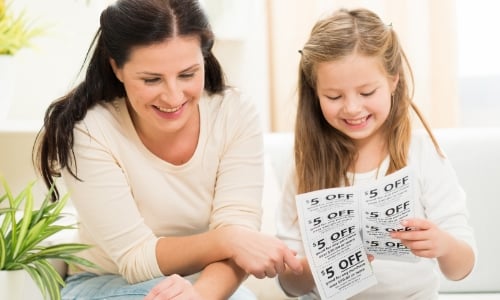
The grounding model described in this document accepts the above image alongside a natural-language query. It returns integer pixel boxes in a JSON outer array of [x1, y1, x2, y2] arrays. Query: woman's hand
[[145, 274, 203, 300], [277, 256, 315, 297], [220, 226, 303, 278]]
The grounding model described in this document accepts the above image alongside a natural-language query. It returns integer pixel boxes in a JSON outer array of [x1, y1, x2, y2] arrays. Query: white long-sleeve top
[[276, 131, 477, 300], [62, 89, 264, 283]]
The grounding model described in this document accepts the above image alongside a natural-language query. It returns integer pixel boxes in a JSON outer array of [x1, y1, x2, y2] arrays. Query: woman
[[34, 0, 301, 299]]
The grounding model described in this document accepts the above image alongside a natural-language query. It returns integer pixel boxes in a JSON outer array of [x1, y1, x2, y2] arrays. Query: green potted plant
[[0, 0, 44, 55], [0, 177, 96, 300]]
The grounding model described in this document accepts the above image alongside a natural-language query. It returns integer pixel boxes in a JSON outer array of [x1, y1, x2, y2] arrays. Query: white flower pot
[[0, 55, 15, 120], [0, 269, 44, 300]]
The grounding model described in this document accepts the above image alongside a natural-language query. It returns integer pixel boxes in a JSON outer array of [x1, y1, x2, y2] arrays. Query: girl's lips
[[344, 115, 369, 126]]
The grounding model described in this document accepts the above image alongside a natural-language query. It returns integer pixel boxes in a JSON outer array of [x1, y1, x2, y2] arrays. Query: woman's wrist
[[213, 225, 240, 259]]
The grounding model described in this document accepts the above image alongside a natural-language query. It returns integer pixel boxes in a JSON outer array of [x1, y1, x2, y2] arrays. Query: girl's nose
[[343, 95, 362, 114]]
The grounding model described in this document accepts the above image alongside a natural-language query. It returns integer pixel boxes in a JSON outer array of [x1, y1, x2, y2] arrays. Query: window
[[456, 0, 500, 127]]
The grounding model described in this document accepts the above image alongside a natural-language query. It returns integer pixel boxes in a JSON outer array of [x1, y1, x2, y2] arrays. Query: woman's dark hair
[[34, 0, 225, 199]]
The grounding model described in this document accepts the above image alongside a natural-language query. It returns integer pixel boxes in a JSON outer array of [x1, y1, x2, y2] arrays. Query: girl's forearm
[[438, 236, 475, 281]]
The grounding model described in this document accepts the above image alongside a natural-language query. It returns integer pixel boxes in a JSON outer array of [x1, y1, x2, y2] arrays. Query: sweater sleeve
[[62, 114, 163, 283], [414, 134, 477, 255], [208, 90, 264, 231]]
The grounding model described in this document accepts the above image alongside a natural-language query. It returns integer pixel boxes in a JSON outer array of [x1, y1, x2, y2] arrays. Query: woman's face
[[111, 35, 205, 139], [315, 53, 398, 146]]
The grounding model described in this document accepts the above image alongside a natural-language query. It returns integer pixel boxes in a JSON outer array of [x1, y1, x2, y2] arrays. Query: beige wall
[[0, 121, 51, 206]]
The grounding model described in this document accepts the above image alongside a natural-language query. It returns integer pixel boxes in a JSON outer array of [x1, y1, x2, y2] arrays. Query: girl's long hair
[[295, 8, 441, 193]]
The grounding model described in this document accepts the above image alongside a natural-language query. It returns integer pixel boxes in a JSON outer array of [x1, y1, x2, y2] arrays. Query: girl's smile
[[316, 53, 398, 144], [344, 115, 371, 128]]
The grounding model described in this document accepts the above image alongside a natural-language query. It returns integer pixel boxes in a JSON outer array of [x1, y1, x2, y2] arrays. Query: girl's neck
[[352, 134, 388, 174]]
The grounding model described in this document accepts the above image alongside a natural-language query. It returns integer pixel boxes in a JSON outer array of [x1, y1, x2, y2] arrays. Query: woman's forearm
[[155, 228, 230, 276], [155, 224, 302, 282], [194, 260, 248, 300]]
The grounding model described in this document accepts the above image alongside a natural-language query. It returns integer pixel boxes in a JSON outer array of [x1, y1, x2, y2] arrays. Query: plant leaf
[[13, 183, 34, 258], [0, 230, 6, 268], [32, 260, 63, 300], [22, 265, 46, 298], [0, 2, 46, 55], [60, 254, 99, 269], [1, 176, 96, 298]]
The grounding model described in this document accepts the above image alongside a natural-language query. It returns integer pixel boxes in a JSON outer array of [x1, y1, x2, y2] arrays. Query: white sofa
[[1, 124, 499, 299], [244, 128, 500, 299]]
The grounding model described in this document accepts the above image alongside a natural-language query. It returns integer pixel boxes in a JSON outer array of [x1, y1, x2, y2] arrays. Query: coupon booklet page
[[295, 166, 418, 299]]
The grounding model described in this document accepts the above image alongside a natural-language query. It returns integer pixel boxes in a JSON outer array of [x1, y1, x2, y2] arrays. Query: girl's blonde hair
[[295, 8, 441, 193]]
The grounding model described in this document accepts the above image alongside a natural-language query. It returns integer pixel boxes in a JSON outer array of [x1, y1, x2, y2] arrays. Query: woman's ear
[[109, 58, 123, 82]]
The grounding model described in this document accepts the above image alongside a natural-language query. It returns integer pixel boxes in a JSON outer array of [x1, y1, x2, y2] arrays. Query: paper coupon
[[295, 166, 418, 299]]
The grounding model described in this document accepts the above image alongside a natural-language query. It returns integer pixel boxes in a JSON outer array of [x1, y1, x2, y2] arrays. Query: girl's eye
[[326, 95, 341, 100], [361, 89, 376, 97]]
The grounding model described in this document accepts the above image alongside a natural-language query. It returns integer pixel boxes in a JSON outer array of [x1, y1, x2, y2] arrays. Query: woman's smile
[[154, 102, 185, 113]]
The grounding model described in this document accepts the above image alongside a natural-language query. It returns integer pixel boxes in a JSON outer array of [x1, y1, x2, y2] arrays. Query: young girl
[[276, 8, 476, 299]]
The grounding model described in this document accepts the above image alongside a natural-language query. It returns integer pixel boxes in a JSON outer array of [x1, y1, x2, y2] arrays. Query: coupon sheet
[[295, 166, 418, 299]]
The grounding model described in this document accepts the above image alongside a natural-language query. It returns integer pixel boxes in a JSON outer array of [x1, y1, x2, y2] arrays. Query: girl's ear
[[390, 73, 400, 93], [109, 58, 123, 82]]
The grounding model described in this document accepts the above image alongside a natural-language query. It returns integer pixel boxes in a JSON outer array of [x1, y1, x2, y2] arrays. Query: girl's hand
[[145, 274, 203, 300], [220, 226, 303, 278], [389, 218, 452, 258]]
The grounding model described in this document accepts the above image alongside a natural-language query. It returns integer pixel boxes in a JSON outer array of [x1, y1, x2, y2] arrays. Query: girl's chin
[[341, 128, 373, 140]]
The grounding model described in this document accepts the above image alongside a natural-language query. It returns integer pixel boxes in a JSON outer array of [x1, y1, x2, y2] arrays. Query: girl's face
[[316, 53, 398, 145], [111, 36, 205, 139]]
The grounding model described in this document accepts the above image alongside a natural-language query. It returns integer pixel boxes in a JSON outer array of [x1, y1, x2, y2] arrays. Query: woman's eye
[[144, 78, 160, 84], [179, 73, 195, 79]]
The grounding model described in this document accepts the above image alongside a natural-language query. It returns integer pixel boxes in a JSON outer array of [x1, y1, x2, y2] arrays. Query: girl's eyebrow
[[355, 82, 380, 89], [322, 82, 378, 92]]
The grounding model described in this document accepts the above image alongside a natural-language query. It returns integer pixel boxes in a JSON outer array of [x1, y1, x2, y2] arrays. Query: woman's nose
[[161, 81, 183, 105]]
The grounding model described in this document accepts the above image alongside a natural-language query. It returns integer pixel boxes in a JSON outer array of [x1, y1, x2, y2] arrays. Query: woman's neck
[[131, 107, 200, 165]]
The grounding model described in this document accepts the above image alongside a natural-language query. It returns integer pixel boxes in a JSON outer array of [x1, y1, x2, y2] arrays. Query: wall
[[6, 0, 106, 121], [4, 0, 272, 130]]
